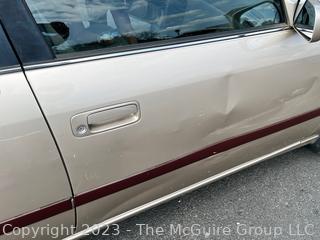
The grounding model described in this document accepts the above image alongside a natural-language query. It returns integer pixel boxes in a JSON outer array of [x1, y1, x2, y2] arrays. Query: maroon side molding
[[0, 199, 72, 235], [2, 108, 320, 233], [74, 108, 320, 207]]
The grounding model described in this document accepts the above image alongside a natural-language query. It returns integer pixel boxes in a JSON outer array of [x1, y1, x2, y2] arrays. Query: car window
[[24, 0, 285, 57]]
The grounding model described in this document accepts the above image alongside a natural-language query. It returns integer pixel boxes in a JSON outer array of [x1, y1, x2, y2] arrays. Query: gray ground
[[88, 147, 320, 240]]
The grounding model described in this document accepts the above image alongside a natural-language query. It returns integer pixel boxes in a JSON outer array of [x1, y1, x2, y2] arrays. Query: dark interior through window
[[25, 0, 285, 56]]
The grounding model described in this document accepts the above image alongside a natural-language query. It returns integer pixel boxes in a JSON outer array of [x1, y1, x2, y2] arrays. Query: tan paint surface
[[26, 29, 320, 228], [0, 72, 73, 225], [76, 118, 320, 228]]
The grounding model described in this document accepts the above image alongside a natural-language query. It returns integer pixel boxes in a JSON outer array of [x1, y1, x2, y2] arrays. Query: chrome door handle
[[71, 102, 140, 137], [88, 104, 139, 133]]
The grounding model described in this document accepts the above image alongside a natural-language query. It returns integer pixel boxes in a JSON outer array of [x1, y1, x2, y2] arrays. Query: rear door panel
[[0, 24, 75, 237], [0, 71, 73, 221]]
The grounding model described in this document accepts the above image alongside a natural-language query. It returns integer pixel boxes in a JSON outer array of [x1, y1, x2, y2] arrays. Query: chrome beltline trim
[[25, 27, 290, 70], [63, 134, 319, 240], [0, 67, 22, 75]]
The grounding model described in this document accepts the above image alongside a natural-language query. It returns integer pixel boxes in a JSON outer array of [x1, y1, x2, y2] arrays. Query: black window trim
[[0, 21, 21, 73], [3, 0, 290, 68], [0, 0, 55, 66]]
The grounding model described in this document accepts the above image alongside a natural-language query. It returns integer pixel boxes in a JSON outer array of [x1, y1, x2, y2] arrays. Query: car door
[[0, 22, 75, 239], [14, 0, 320, 231]]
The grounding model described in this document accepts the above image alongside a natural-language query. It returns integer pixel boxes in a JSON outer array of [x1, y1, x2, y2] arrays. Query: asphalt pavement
[[88, 147, 320, 240]]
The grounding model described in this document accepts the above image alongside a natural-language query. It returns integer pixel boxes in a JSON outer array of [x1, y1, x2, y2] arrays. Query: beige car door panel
[[25, 29, 320, 228]]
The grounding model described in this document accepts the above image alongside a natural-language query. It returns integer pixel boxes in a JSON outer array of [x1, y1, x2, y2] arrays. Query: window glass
[[25, 0, 285, 57]]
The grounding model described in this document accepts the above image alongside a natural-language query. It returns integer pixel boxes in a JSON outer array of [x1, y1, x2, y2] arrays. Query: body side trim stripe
[[74, 107, 320, 207], [1, 107, 320, 234], [64, 135, 319, 240], [0, 199, 73, 235]]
